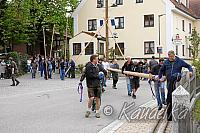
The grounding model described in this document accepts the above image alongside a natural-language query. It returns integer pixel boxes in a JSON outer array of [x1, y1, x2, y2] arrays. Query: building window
[[189, 23, 192, 34], [73, 43, 81, 55], [144, 15, 154, 27], [85, 42, 94, 55], [176, 45, 179, 55], [116, 0, 123, 5], [182, 45, 185, 56], [115, 17, 124, 29], [88, 19, 97, 31], [136, 0, 143, 3], [144, 41, 155, 54], [115, 43, 124, 55], [97, 0, 104, 8], [182, 20, 185, 31], [99, 43, 104, 55]]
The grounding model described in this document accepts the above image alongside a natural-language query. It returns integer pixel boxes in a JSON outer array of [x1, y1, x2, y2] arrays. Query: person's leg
[[40, 67, 43, 77], [60, 69, 65, 80], [166, 80, 176, 121], [126, 77, 131, 95], [104, 77, 107, 87], [49, 69, 52, 79], [85, 88, 95, 118], [154, 81, 162, 109], [15, 78, 20, 86], [11, 76, 15, 86], [95, 87, 101, 118], [33, 70, 36, 78], [32, 71, 34, 79], [160, 82, 166, 105], [72, 69, 75, 78], [60, 69, 62, 80]]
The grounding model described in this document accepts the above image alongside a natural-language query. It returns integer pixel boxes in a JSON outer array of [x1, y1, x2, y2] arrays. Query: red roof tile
[[190, 0, 200, 18], [170, 0, 200, 18]]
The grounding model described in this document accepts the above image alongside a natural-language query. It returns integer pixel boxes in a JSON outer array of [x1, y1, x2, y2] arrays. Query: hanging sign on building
[[172, 34, 183, 45]]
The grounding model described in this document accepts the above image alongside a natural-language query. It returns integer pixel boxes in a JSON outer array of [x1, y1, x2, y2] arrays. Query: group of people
[[28, 55, 76, 80], [0, 57, 20, 86], [79, 50, 193, 121]]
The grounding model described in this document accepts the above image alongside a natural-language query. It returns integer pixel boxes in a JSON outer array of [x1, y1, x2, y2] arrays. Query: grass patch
[[193, 99, 200, 122]]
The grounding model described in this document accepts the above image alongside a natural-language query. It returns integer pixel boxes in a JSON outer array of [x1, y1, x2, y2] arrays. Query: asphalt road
[[0, 74, 153, 133]]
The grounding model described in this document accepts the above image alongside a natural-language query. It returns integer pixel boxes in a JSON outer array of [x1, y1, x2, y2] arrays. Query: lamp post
[[158, 14, 166, 58]]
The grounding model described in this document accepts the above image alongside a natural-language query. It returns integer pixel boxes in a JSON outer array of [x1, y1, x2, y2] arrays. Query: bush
[[193, 99, 200, 123], [192, 59, 200, 78], [77, 64, 84, 74]]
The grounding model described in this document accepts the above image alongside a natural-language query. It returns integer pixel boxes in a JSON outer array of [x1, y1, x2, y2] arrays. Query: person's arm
[[158, 64, 166, 79], [121, 63, 126, 74], [80, 67, 86, 82], [181, 60, 193, 72]]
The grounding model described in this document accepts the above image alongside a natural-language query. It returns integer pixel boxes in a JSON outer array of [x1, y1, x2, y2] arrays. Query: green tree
[[190, 28, 200, 60], [190, 28, 200, 78], [0, 0, 8, 52], [1, 0, 79, 54]]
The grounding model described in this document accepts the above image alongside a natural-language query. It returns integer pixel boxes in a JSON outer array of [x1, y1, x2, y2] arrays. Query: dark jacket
[[60, 62, 65, 70], [80, 62, 107, 88], [150, 64, 162, 75], [110, 63, 119, 77], [130, 64, 140, 80], [149, 59, 158, 70], [70, 60, 75, 70], [122, 61, 133, 74], [159, 56, 193, 80]]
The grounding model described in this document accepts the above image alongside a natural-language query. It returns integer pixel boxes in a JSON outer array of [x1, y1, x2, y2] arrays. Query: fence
[[173, 68, 200, 133]]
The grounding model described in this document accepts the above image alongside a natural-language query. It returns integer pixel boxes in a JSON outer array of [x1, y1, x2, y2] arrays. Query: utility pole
[[65, 18, 68, 61], [105, 0, 109, 61]]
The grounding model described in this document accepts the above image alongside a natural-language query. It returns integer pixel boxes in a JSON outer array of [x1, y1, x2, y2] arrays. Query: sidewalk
[[99, 100, 172, 133]]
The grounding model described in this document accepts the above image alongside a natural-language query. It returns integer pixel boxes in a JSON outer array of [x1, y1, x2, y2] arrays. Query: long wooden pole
[[43, 27, 47, 59], [107, 68, 154, 79], [43, 27, 48, 80], [65, 18, 68, 61], [105, 0, 109, 61], [50, 24, 55, 58]]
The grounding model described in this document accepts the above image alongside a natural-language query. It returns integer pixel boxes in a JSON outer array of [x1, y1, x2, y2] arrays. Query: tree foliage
[[190, 28, 200, 60], [0, 0, 79, 52]]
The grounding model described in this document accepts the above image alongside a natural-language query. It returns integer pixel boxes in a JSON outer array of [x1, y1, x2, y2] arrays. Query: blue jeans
[[126, 77, 131, 94], [60, 69, 65, 80], [154, 81, 166, 107], [103, 77, 107, 86], [48, 69, 52, 79], [40, 67, 44, 77]]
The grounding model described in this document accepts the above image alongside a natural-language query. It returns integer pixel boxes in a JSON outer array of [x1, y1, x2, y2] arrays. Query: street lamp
[[158, 14, 166, 58]]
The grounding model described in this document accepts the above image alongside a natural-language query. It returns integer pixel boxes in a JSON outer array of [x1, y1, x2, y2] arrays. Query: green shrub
[[193, 99, 200, 123], [192, 59, 200, 78], [77, 64, 84, 74]]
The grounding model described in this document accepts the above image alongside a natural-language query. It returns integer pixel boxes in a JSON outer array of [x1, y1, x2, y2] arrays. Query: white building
[[69, 0, 200, 65]]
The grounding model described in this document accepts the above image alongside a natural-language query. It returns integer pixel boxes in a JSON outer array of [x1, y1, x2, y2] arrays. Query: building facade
[[69, 0, 200, 65]]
